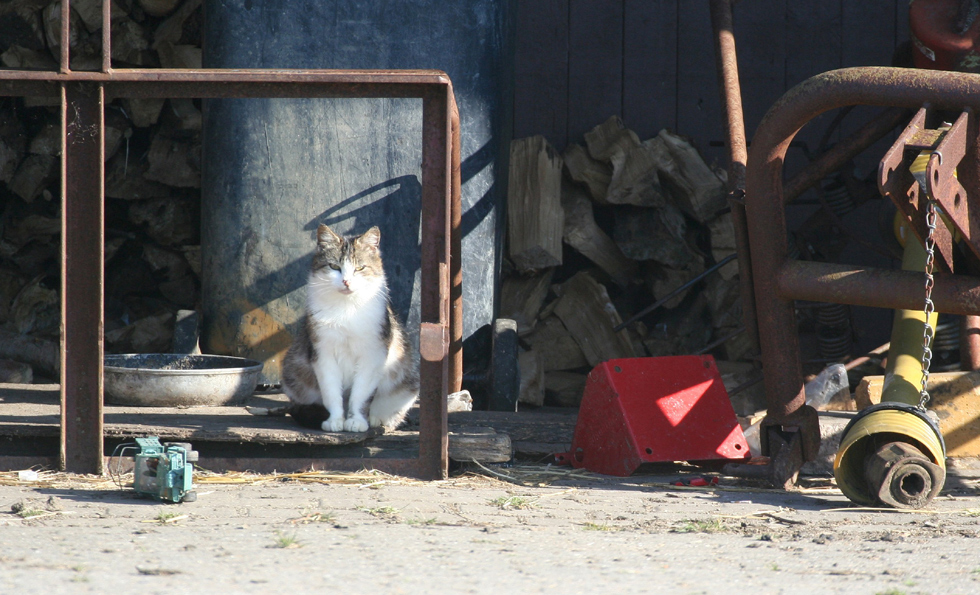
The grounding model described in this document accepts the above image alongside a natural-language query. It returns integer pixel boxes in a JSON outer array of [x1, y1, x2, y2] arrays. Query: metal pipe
[[777, 260, 980, 314], [710, 0, 759, 355], [746, 67, 980, 432], [783, 106, 911, 204]]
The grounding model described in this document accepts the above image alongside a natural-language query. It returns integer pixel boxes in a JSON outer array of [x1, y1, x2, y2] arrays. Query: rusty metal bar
[[710, 0, 758, 355], [60, 82, 106, 474], [449, 93, 463, 395], [417, 84, 454, 480], [777, 260, 980, 314], [7, 0, 461, 479], [60, 0, 69, 73], [962, 315, 980, 370], [783, 106, 910, 204], [745, 67, 980, 478]]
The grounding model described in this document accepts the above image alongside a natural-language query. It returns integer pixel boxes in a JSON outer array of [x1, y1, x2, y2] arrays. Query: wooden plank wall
[[514, 0, 910, 173]]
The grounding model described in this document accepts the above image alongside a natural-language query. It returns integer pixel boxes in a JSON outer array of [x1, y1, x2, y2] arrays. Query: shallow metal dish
[[104, 354, 263, 407]]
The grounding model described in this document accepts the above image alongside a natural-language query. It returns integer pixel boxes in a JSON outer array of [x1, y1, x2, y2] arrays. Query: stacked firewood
[[0, 0, 202, 379], [506, 117, 755, 409]]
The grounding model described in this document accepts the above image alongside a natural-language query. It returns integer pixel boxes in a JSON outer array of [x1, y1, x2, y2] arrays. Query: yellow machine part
[[833, 407, 946, 505]]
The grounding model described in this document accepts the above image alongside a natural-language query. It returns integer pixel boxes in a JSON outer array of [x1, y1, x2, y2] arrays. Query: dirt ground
[[1, 465, 979, 595]]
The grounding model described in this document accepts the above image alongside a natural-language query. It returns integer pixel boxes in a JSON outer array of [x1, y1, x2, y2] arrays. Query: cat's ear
[[357, 226, 381, 249], [317, 224, 342, 247]]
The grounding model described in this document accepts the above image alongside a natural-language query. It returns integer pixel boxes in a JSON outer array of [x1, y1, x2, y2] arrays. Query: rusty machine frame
[[1, 0, 462, 479], [711, 0, 980, 486]]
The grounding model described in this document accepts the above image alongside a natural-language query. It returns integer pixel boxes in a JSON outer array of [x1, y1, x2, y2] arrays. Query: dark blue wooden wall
[[513, 0, 910, 171]]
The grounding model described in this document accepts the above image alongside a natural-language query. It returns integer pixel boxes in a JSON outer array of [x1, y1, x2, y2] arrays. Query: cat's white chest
[[309, 295, 387, 381]]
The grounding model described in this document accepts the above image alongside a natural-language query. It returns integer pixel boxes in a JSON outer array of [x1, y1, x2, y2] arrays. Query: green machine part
[[133, 437, 198, 503]]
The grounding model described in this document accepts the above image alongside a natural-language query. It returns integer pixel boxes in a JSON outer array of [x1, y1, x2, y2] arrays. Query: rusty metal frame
[[745, 66, 980, 483], [1, 0, 461, 479]]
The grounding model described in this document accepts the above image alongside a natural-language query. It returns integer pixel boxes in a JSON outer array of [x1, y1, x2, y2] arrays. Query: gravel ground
[[1, 466, 979, 595]]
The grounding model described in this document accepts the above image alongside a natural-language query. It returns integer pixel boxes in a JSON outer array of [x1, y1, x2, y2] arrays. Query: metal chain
[[919, 198, 938, 411]]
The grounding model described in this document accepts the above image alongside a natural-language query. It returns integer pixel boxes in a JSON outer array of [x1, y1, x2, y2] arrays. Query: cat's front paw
[[344, 417, 369, 433], [321, 417, 345, 432]]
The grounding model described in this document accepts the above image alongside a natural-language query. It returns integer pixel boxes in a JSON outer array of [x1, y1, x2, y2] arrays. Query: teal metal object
[[133, 438, 198, 504]]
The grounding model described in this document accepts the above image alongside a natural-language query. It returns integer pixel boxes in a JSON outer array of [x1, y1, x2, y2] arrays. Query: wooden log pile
[[0, 0, 203, 379], [506, 117, 753, 408]]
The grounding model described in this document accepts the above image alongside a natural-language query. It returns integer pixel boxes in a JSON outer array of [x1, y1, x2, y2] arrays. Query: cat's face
[[312, 225, 385, 297]]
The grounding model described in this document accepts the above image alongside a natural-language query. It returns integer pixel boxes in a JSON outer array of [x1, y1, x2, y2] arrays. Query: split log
[[499, 269, 553, 336], [518, 350, 544, 407], [104, 109, 132, 162], [9, 275, 58, 336], [613, 204, 696, 269], [716, 360, 766, 416], [144, 130, 201, 187], [105, 152, 173, 200], [707, 212, 739, 280], [42, 2, 82, 58], [121, 97, 166, 128], [129, 197, 200, 246], [138, 0, 182, 18], [507, 135, 563, 271], [0, 328, 59, 377], [607, 140, 669, 207], [152, 0, 202, 49], [642, 257, 705, 310], [105, 310, 175, 353], [523, 315, 588, 372], [27, 120, 60, 156], [0, 266, 28, 324], [0, 108, 27, 184], [9, 154, 56, 203], [71, 0, 127, 32], [447, 426, 512, 463], [0, 45, 60, 107], [181, 245, 201, 277], [111, 17, 152, 66], [3, 214, 60, 248], [142, 243, 198, 307], [524, 316, 589, 372], [652, 130, 726, 224], [156, 43, 202, 69], [641, 294, 713, 358], [544, 371, 588, 407], [584, 116, 640, 162], [0, 359, 32, 384], [561, 180, 635, 287], [553, 272, 634, 366], [562, 143, 610, 202], [0, 1, 47, 52]]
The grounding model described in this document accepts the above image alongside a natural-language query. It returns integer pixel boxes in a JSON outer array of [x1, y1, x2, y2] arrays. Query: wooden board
[[623, 0, 677, 138], [567, 0, 623, 143], [0, 384, 575, 460], [513, 0, 569, 149]]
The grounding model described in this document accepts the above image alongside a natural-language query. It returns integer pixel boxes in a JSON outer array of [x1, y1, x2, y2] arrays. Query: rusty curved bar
[[746, 66, 980, 430]]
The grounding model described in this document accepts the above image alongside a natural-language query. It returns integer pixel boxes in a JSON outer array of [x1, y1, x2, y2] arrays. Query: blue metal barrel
[[201, 1, 514, 382]]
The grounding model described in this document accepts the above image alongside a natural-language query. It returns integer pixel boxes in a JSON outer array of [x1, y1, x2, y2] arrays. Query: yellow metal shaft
[[882, 236, 938, 406]]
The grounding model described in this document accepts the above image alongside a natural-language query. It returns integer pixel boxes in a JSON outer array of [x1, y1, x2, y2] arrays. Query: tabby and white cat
[[281, 224, 418, 432]]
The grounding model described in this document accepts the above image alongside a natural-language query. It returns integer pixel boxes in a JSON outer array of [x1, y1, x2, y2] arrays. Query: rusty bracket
[[878, 107, 957, 272]]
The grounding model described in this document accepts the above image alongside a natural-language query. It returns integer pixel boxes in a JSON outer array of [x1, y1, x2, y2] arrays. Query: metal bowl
[[104, 354, 263, 407]]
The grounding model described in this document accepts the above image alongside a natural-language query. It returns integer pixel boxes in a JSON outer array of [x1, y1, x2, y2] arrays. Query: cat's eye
[[329, 264, 341, 271], [355, 265, 366, 271]]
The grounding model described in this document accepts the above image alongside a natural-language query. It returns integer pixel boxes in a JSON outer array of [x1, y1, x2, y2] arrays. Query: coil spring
[[816, 303, 852, 361], [932, 314, 961, 372]]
